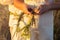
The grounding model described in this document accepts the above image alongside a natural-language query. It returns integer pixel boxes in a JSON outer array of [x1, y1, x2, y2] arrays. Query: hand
[[40, 5, 50, 14]]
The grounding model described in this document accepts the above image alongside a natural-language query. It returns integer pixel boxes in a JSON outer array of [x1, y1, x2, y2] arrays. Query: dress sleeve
[[0, 0, 13, 5]]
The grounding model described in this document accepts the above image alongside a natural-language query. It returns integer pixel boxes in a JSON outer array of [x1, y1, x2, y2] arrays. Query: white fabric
[[24, 0, 45, 6], [39, 11, 53, 40], [0, 0, 13, 5], [0, 0, 53, 40]]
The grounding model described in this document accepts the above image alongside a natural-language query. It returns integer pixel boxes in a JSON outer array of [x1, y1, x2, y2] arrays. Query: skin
[[14, 0, 60, 15], [14, 0, 32, 15], [39, 2, 60, 15]]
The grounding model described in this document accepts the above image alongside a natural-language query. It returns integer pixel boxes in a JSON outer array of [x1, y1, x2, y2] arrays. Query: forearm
[[49, 2, 60, 10], [39, 2, 60, 15], [14, 0, 30, 14], [14, 0, 26, 10]]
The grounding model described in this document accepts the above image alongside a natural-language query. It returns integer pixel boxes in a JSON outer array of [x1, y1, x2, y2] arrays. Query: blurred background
[[54, 0, 60, 40], [0, 5, 11, 40]]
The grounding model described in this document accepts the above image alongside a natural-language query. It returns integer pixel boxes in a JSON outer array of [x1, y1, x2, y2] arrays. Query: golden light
[[8, 4, 32, 40], [0, 0, 45, 40], [0, 0, 12, 5]]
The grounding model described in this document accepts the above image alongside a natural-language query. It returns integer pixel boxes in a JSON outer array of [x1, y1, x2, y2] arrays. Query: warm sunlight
[[0, 0, 54, 40], [24, 0, 45, 6]]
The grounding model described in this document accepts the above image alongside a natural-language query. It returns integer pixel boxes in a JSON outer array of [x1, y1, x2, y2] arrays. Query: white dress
[[8, 0, 41, 40]]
